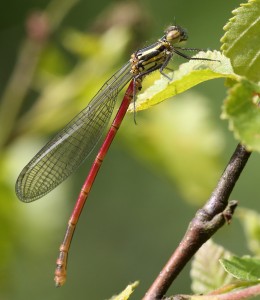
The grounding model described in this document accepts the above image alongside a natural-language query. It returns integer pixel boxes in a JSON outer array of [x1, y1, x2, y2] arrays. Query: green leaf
[[220, 256, 260, 282], [129, 51, 236, 112], [237, 208, 260, 256], [221, 79, 260, 151], [108, 281, 139, 300], [220, 0, 260, 82], [191, 240, 234, 294]]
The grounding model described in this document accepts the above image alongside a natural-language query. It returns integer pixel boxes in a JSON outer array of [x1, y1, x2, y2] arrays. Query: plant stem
[[143, 143, 251, 300]]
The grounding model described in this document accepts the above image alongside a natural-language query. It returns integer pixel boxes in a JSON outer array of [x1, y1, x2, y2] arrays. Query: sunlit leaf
[[220, 0, 260, 82], [191, 240, 234, 294], [129, 51, 236, 112], [221, 79, 260, 151], [220, 256, 260, 281], [109, 281, 139, 300]]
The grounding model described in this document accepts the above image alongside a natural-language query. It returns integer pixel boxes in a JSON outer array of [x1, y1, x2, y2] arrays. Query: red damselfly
[[16, 25, 216, 286]]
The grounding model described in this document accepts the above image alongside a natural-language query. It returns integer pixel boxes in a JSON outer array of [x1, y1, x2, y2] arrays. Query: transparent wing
[[16, 62, 133, 202]]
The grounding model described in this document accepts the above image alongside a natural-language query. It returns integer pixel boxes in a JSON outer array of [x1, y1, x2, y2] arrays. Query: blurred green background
[[0, 0, 259, 299]]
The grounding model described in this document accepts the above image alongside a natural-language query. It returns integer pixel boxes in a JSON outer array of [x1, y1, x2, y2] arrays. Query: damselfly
[[16, 25, 217, 286]]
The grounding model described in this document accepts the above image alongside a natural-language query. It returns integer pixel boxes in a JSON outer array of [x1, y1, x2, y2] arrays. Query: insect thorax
[[130, 40, 172, 78]]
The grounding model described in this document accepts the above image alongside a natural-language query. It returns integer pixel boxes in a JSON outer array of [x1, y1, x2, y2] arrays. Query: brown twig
[[143, 143, 251, 300]]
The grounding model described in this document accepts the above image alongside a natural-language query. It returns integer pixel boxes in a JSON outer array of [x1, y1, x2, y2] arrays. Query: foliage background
[[0, 0, 258, 299]]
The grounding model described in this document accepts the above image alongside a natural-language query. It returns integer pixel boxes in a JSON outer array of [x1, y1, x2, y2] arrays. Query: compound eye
[[167, 29, 180, 41], [165, 25, 188, 43]]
